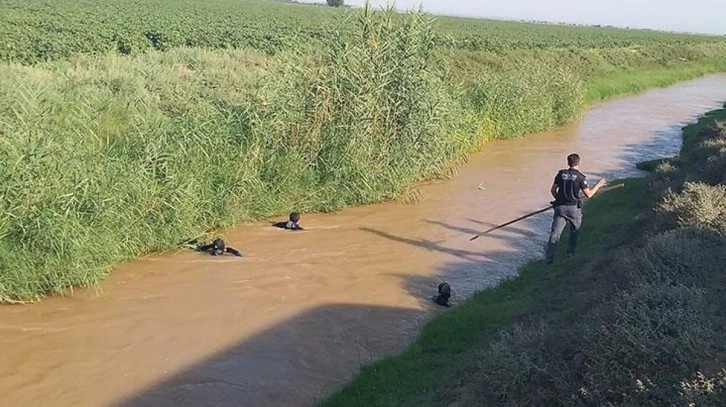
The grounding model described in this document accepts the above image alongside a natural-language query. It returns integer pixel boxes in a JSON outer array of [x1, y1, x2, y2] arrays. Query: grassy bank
[[587, 59, 726, 102], [321, 108, 726, 406], [1, 4, 726, 302]]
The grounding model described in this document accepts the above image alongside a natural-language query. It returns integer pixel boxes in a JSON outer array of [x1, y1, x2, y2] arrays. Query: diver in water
[[273, 212, 304, 231], [194, 238, 243, 257], [432, 282, 451, 307]]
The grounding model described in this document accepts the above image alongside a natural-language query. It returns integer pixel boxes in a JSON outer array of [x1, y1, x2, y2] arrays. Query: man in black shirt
[[545, 153, 606, 264]]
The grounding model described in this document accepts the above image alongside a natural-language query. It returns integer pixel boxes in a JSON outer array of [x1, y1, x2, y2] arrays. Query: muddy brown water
[[2, 75, 726, 407]]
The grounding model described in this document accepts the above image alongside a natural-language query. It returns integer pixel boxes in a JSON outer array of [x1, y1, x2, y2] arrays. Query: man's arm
[[196, 243, 212, 252], [225, 247, 244, 257], [581, 178, 606, 198], [550, 171, 560, 199]]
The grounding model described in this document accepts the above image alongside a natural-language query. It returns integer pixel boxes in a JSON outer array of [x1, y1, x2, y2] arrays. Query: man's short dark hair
[[567, 153, 580, 167]]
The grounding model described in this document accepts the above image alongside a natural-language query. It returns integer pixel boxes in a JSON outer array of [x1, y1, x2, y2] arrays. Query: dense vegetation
[[0, 0, 725, 302], [1, 0, 724, 64], [321, 108, 726, 406]]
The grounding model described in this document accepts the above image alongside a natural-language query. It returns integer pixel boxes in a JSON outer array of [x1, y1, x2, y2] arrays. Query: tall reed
[[0, 5, 724, 302]]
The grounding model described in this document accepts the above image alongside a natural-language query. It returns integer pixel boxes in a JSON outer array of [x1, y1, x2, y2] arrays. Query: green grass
[[434, 15, 724, 51], [0, 1, 725, 302], [586, 58, 726, 102], [322, 178, 644, 407], [636, 158, 670, 172], [681, 105, 726, 155], [320, 109, 726, 406], [318, 261, 539, 406]]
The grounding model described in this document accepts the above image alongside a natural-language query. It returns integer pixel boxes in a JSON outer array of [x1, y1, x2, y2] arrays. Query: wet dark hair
[[211, 238, 225, 256], [289, 212, 301, 222], [433, 282, 451, 307], [567, 153, 580, 167]]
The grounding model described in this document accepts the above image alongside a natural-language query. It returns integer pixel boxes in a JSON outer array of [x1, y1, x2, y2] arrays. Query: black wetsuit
[[197, 239, 243, 257], [273, 221, 304, 231]]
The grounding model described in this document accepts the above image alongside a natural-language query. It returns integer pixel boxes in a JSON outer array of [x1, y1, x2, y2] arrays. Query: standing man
[[545, 153, 606, 264]]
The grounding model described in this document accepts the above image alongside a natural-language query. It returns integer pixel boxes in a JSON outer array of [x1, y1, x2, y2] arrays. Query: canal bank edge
[[321, 104, 726, 406]]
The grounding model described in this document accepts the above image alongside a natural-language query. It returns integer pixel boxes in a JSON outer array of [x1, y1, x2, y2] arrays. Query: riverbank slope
[[321, 106, 726, 406]]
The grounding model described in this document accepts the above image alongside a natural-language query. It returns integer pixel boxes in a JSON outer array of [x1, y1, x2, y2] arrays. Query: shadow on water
[[117, 213, 553, 407], [426, 219, 538, 238], [114, 303, 429, 407], [359, 227, 488, 262], [377, 215, 553, 308], [115, 116, 708, 407]]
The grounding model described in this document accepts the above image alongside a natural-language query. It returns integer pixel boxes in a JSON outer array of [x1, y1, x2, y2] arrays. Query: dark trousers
[[545, 204, 582, 260]]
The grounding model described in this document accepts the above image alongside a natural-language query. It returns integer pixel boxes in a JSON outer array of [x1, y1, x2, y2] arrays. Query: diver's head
[[211, 238, 225, 256], [438, 282, 451, 297], [289, 212, 301, 223]]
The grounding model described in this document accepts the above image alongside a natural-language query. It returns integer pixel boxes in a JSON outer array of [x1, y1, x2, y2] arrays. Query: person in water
[[432, 282, 451, 307], [273, 212, 304, 231], [195, 238, 243, 257], [545, 153, 606, 264]]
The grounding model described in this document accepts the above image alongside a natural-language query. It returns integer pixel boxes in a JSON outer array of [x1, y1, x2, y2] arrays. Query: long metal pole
[[469, 183, 624, 241]]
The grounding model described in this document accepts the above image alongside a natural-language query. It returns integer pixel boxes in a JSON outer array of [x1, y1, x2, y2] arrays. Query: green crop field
[[0, 0, 723, 64]]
